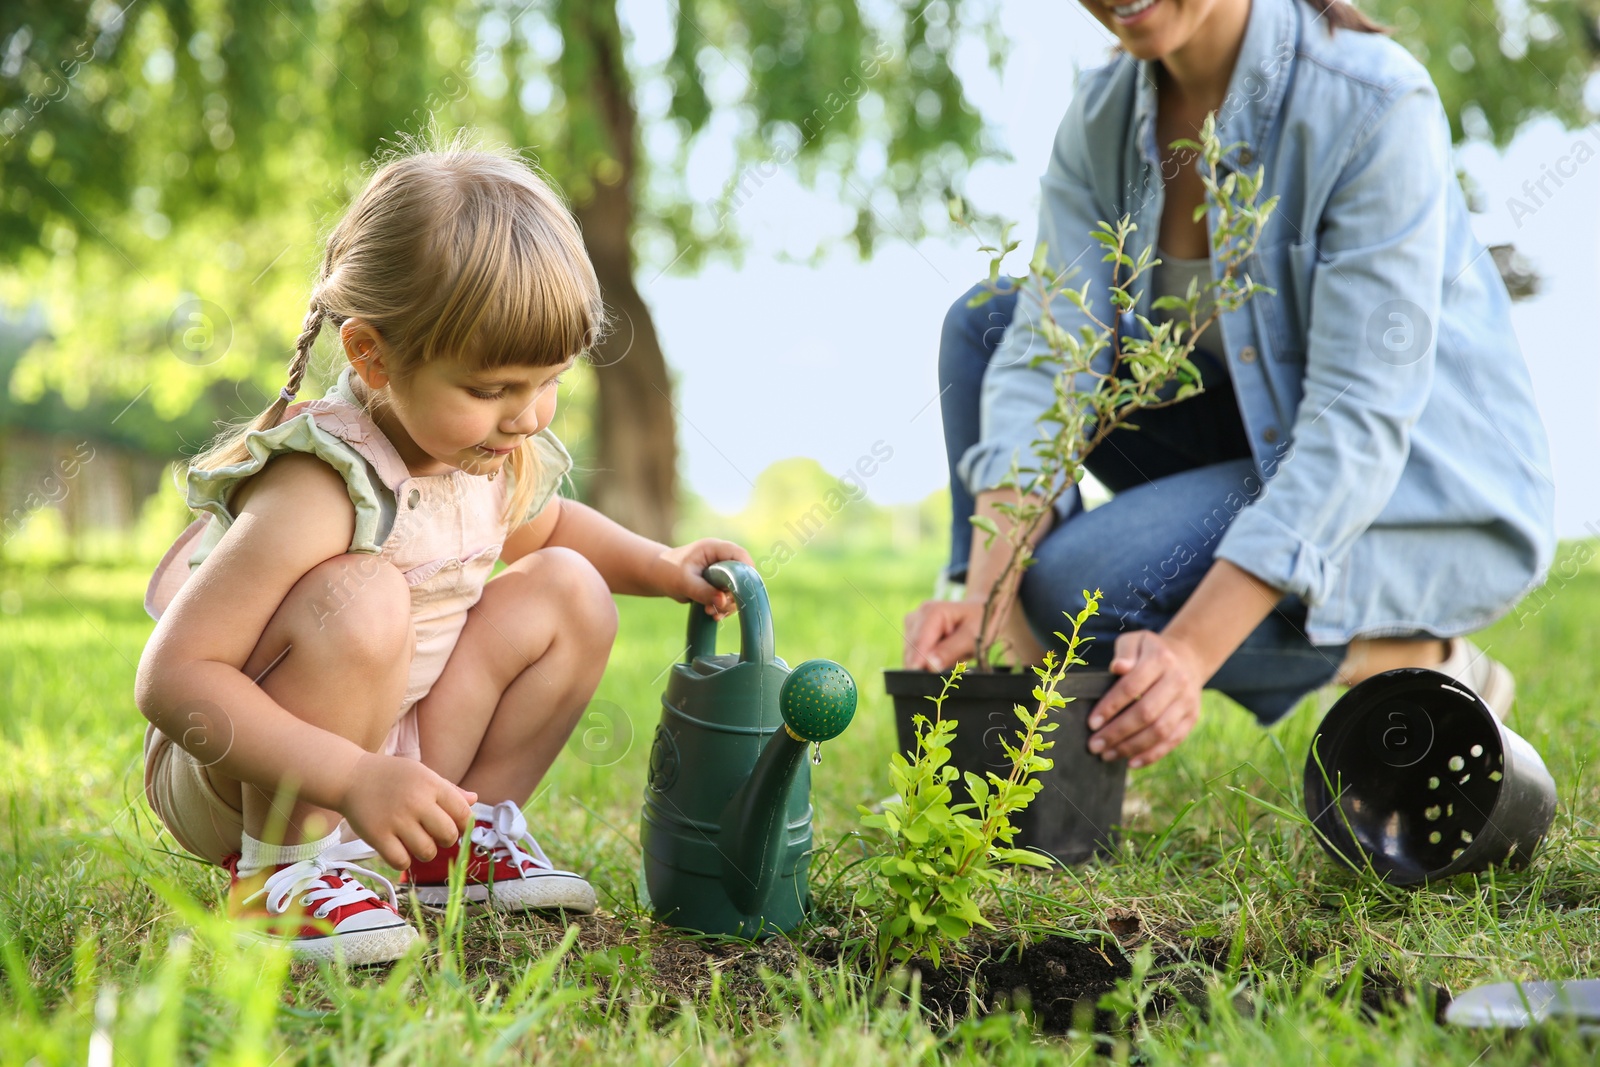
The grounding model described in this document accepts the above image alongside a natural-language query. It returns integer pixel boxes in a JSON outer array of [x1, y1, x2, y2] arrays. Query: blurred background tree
[[1367, 0, 1600, 144], [0, 0, 1595, 546], [0, 0, 998, 541]]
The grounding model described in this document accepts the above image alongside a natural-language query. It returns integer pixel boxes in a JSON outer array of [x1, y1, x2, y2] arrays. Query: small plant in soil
[[856, 592, 1101, 980], [956, 112, 1279, 670]]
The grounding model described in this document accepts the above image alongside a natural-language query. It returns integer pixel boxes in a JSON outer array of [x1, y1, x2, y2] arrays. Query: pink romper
[[141, 365, 570, 862]]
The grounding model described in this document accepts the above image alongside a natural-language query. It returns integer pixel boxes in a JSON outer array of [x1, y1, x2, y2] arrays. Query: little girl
[[134, 134, 752, 965]]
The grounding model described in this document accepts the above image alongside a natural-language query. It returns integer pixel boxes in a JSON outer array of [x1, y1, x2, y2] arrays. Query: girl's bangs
[[419, 192, 600, 371]]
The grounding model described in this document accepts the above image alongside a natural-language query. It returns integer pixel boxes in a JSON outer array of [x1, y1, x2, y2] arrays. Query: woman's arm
[[501, 496, 753, 617], [1211, 78, 1449, 605], [1086, 79, 1452, 766], [1085, 559, 1282, 767], [905, 83, 1111, 668], [904, 487, 1053, 670], [957, 80, 1114, 504]]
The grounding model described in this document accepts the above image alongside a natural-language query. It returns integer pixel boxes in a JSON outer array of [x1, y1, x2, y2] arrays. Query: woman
[[903, 0, 1555, 769]]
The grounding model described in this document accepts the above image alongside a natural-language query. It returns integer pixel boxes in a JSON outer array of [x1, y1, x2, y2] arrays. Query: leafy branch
[[956, 113, 1279, 671], [856, 591, 1102, 981]]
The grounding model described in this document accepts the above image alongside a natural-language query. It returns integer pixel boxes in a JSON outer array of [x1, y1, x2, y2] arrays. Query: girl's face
[[343, 320, 570, 478], [1076, 0, 1236, 61], [391, 359, 571, 478]]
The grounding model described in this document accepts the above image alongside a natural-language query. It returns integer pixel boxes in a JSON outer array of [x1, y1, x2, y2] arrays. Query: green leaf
[[995, 848, 1054, 868]]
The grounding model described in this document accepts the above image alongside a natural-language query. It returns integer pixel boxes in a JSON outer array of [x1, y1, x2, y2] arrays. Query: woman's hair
[[189, 128, 606, 530], [1304, 0, 1388, 34]]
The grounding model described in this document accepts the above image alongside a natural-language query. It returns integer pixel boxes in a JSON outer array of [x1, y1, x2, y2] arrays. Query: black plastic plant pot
[[883, 668, 1122, 866], [1303, 667, 1557, 886]]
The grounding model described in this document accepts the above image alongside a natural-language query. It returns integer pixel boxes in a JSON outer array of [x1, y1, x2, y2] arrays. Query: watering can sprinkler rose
[[638, 561, 857, 938]]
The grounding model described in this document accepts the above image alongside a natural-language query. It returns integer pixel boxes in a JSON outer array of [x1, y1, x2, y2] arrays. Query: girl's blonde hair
[[190, 129, 605, 530]]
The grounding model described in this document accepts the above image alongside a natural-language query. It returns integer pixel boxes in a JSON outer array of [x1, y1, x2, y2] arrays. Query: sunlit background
[[3, 0, 1598, 580]]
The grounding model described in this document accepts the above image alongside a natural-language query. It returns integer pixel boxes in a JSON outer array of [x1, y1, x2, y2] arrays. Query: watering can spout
[[719, 659, 857, 915], [719, 724, 812, 916]]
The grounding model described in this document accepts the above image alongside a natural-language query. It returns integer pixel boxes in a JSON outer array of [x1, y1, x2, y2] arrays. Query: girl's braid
[[267, 299, 325, 426]]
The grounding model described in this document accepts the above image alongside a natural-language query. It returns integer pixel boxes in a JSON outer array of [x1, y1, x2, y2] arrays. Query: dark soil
[[295, 905, 1451, 1039], [980, 936, 1133, 1033]]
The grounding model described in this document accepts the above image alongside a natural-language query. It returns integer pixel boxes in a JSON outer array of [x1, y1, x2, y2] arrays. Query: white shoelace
[[470, 800, 555, 875], [241, 838, 399, 919]]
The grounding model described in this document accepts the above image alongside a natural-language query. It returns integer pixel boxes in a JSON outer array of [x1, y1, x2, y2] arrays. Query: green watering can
[[638, 561, 857, 937]]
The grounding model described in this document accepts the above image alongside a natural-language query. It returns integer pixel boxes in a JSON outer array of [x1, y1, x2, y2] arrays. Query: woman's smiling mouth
[[1109, 0, 1161, 26]]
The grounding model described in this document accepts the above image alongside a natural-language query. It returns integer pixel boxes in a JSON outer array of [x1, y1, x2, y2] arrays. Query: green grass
[[0, 541, 1597, 1064]]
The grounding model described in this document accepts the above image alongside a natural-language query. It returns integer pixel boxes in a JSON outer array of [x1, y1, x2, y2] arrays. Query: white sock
[[238, 828, 342, 875]]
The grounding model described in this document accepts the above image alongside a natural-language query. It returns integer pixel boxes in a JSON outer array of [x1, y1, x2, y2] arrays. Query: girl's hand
[[339, 753, 477, 869], [1086, 630, 1206, 768], [655, 539, 756, 620]]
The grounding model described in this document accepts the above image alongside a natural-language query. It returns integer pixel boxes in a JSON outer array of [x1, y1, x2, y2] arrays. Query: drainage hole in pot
[[1447, 755, 1465, 771], [1427, 776, 1440, 790], [1428, 831, 1442, 844], [1423, 805, 1442, 822], [1459, 773, 1471, 785], [1470, 744, 1484, 758], [1460, 829, 1473, 843], [1488, 771, 1503, 781]]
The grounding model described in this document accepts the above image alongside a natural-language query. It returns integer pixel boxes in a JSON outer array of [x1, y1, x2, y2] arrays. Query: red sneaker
[[402, 800, 597, 914], [227, 838, 419, 965]]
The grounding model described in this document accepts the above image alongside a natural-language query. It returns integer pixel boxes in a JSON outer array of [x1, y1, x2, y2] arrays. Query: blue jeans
[[940, 281, 1348, 724]]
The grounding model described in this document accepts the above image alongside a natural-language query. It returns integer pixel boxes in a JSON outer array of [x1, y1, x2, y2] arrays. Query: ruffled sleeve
[[513, 428, 574, 525], [184, 411, 393, 569]]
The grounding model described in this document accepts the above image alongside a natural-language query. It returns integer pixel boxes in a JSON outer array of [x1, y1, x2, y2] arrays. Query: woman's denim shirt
[[958, 0, 1556, 645]]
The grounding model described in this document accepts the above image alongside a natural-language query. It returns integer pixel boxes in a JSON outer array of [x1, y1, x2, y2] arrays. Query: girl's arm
[[136, 453, 472, 866], [501, 496, 753, 617], [136, 455, 371, 813]]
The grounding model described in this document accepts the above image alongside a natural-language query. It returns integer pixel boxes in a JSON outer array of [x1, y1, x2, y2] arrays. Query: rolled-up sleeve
[[1216, 78, 1448, 605], [956, 82, 1116, 508]]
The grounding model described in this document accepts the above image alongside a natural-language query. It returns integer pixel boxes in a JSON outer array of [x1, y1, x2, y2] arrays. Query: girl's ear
[[341, 318, 392, 388]]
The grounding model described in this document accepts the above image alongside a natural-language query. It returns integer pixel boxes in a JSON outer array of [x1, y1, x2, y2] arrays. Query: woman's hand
[[1086, 630, 1207, 768], [903, 599, 984, 671], [654, 539, 756, 620], [339, 753, 477, 869]]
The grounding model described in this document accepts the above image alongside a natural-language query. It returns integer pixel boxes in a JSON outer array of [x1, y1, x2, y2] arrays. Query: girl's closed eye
[[469, 375, 563, 401]]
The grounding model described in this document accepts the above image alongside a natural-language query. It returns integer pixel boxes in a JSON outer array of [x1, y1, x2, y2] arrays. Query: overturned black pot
[[883, 668, 1123, 865], [1303, 667, 1557, 886]]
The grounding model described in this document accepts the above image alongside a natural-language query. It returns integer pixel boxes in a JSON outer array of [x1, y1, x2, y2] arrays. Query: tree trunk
[[573, 191, 679, 544], [567, 2, 679, 544]]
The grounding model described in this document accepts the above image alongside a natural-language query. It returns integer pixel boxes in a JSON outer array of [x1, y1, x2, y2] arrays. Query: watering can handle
[[685, 561, 775, 665]]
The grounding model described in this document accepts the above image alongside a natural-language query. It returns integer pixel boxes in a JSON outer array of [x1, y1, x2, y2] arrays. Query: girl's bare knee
[[289, 553, 412, 666], [516, 547, 618, 644]]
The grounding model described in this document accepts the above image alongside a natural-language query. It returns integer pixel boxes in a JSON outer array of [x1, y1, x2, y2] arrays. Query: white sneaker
[[401, 800, 597, 914], [1435, 637, 1515, 721], [228, 839, 420, 965]]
